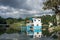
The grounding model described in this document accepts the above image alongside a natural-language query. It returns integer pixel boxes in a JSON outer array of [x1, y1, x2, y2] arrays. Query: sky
[[0, 0, 54, 18]]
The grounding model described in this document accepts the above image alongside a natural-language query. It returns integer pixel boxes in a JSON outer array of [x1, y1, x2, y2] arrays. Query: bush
[[42, 28, 50, 36], [6, 28, 21, 34], [0, 29, 6, 35], [0, 31, 5, 35]]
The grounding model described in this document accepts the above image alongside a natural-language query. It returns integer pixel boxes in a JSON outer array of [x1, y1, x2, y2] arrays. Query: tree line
[[0, 15, 57, 25], [0, 15, 57, 35]]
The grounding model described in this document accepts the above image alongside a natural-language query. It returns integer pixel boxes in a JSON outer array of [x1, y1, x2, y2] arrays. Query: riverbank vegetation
[[0, 15, 59, 35]]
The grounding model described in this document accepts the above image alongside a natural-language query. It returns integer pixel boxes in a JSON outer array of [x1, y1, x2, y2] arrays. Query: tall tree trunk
[[56, 13, 60, 26]]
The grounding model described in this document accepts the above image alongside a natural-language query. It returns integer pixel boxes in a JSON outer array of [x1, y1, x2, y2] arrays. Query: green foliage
[[42, 28, 50, 36], [18, 18, 24, 22], [6, 19, 13, 24], [0, 16, 6, 24], [6, 18, 17, 24], [6, 17, 24, 24], [6, 28, 20, 34], [0, 17, 26, 34], [0, 31, 5, 35], [43, 0, 60, 26], [43, 0, 60, 10], [54, 26, 60, 32], [24, 17, 30, 21], [10, 23, 21, 30], [0, 29, 6, 35], [41, 15, 50, 24], [6, 22, 26, 34], [41, 15, 56, 24], [0, 15, 57, 34]]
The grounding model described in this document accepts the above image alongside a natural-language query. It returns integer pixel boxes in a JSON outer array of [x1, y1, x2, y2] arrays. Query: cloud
[[0, 5, 54, 18], [0, 5, 43, 18], [0, 0, 44, 10], [0, 0, 54, 18]]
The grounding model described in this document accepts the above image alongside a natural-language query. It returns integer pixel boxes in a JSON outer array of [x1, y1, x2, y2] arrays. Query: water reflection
[[0, 33, 55, 40]]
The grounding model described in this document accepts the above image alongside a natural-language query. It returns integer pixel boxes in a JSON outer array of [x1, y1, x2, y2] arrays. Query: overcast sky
[[0, 0, 54, 18]]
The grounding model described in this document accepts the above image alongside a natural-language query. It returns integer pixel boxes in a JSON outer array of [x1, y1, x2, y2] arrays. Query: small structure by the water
[[49, 22, 53, 27], [26, 18, 42, 38]]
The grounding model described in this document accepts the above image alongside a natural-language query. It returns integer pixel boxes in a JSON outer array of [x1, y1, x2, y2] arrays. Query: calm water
[[0, 33, 55, 40]]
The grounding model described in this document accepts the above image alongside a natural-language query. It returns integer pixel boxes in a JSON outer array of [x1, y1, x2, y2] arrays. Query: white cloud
[[0, 0, 54, 18], [0, 5, 54, 18], [0, 6, 8, 9], [0, 5, 43, 18], [26, 0, 43, 10]]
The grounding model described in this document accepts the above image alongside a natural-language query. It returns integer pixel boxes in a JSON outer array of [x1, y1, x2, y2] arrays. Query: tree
[[0, 16, 6, 24], [43, 0, 60, 25], [6, 18, 14, 24], [18, 18, 24, 22]]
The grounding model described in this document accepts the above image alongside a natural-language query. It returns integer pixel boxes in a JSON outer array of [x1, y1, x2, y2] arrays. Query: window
[[30, 27, 33, 28], [38, 20, 40, 21], [34, 20, 36, 21], [39, 35, 40, 37], [37, 32, 39, 34], [37, 24, 39, 26], [30, 27, 33, 32], [31, 24, 34, 26], [30, 30, 33, 32]]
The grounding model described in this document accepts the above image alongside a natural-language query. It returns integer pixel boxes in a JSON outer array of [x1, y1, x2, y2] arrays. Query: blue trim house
[[26, 18, 42, 38]]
